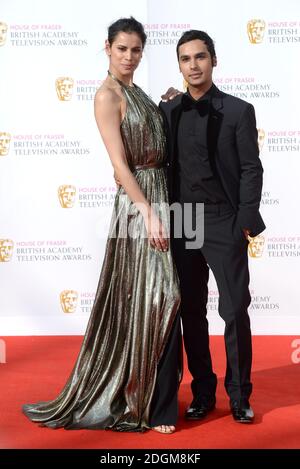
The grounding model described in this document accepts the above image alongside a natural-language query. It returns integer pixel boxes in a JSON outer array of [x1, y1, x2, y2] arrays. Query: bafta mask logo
[[0, 22, 8, 46], [60, 290, 78, 313], [58, 185, 76, 208], [0, 132, 11, 156], [257, 128, 265, 153], [247, 19, 266, 44], [0, 239, 14, 262], [248, 235, 265, 258], [55, 77, 74, 101]]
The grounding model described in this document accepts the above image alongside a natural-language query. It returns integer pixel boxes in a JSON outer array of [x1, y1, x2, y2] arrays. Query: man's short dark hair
[[176, 30, 216, 61]]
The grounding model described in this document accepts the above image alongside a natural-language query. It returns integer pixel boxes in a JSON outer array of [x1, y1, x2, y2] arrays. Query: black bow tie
[[181, 94, 210, 116]]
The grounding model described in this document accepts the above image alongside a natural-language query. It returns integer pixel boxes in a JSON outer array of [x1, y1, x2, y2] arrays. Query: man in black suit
[[160, 30, 265, 423]]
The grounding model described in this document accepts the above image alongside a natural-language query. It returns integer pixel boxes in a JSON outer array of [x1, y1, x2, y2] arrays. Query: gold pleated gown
[[23, 78, 180, 431]]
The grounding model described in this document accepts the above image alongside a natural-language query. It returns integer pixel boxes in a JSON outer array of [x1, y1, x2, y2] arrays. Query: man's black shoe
[[185, 397, 216, 420], [230, 398, 254, 423]]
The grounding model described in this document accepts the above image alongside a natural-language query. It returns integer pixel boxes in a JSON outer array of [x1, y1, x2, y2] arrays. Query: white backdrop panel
[[0, 0, 299, 334]]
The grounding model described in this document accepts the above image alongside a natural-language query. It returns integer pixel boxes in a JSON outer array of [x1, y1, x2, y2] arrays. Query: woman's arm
[[94, 88, 168, 252]]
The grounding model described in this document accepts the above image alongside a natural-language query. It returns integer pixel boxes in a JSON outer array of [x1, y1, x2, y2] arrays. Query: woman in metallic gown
[[23, 17, 181, 434]]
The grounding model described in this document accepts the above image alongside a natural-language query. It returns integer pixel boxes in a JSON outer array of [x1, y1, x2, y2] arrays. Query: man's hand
[[243, 228, 251, 240], [161, 87, 182, 102]]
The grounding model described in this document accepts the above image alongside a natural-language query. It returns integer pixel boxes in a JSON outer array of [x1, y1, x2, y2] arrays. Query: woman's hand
[[143, 208, 169, 252], [161, 87, 182, 102]]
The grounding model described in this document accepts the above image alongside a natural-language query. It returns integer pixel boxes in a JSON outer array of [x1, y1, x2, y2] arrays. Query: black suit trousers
[[172, 202, 252, 402]]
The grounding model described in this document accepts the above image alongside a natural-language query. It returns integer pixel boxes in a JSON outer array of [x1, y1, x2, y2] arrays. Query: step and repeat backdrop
[[1, 0, 299, 334]]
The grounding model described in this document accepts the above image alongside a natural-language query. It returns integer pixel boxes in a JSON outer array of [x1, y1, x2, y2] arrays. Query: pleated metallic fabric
[[23, 79, 180, 431]]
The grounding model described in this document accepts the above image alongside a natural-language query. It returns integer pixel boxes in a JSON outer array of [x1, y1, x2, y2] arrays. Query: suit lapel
[[208, 86, 237, 209], [169, 103, 182, 166], [207, 86, 223, 172]]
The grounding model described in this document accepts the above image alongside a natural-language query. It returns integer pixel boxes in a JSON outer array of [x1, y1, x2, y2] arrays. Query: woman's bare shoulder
[[94, 81, 122, 108]]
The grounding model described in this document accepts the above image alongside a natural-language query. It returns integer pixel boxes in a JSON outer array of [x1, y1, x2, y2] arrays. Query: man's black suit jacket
[[160, 84, 266, 237]]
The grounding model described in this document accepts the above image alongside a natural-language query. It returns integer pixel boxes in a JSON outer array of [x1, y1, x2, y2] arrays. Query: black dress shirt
[[175, 87, 227, 204]]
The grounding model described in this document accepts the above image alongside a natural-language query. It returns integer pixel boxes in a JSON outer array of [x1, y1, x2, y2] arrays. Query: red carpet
[[0, 336, 300, 449]]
